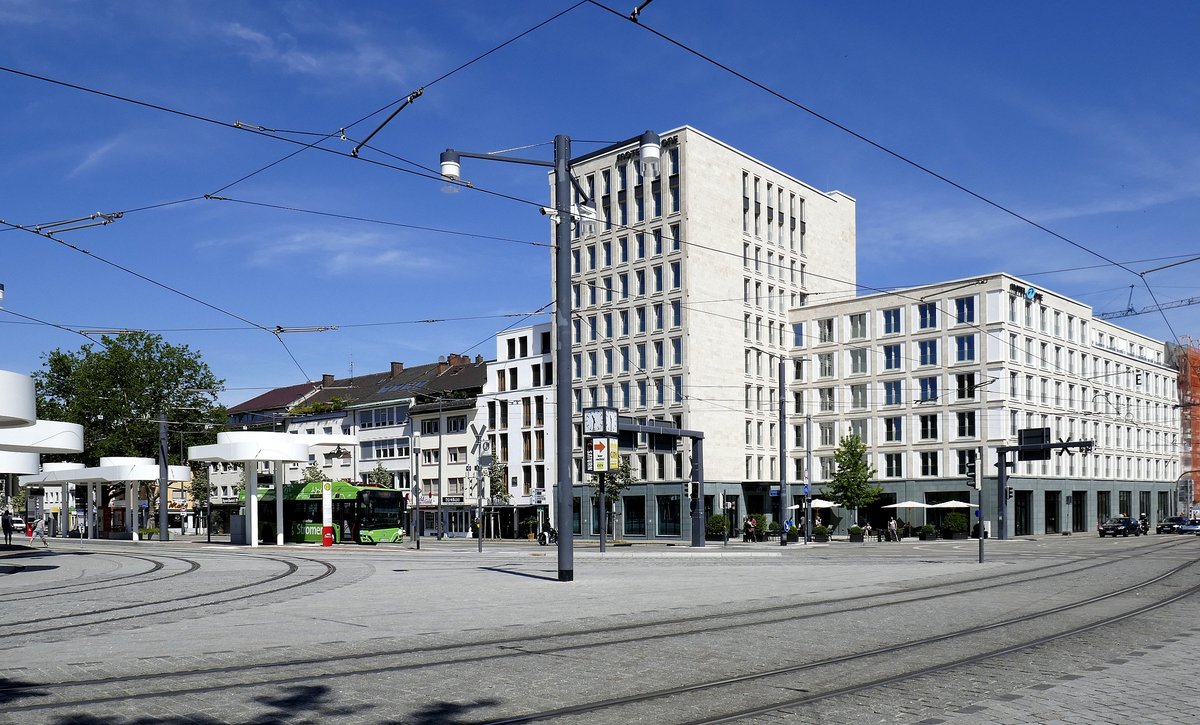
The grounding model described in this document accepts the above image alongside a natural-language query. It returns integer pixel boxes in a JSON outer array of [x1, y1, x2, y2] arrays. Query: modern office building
[[788, 273, 1181, 537], [559, 126, 857, 540]]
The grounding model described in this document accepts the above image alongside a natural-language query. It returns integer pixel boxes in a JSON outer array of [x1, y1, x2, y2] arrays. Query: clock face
[[583, 407, 617, 434]]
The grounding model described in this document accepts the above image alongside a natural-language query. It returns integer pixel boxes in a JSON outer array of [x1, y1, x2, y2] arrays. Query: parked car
[[1157, 516, 1187, 534], [1098, 517, 1142, 537], [10, 516, 25, 533], [1178, 519, 1200, 535]]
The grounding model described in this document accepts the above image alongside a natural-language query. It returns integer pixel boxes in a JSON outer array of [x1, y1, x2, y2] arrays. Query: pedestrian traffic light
[[1006, 486, 1014, 500]]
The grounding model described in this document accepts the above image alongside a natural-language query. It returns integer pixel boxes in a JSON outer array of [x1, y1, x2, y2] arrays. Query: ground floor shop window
[[624, 496, 645, 536], [656, 494, 681, 536], [572, 497, 581, 535]]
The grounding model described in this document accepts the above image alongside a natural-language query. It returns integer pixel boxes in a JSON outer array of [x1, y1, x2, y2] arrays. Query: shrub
[[942, 512, 969, 535], [848, 525, 863, 535], [813, 524, 829, 537], [767, 520, 782, 533], [705, 514, 729, 537], [750, 513, 768, 536], [919, 524, 936, 536], [520, 517, 539, 535]]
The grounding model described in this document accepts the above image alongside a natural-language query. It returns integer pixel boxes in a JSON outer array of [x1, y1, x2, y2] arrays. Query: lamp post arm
[[442, 149, 554, 169]]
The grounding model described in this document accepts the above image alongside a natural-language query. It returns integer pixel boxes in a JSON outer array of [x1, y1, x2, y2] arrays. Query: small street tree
[[587, 456, 637, 537], [486, 462, 511, 504], [366, 462, 393, 487], [824, 433, 882, 527]]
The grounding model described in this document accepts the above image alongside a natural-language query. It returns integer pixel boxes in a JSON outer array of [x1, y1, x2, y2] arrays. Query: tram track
[[480, 558, 1200, 724], [1, 554, 199, 602], [2, 537, 1192, 714], [0, 554, 336, 640]]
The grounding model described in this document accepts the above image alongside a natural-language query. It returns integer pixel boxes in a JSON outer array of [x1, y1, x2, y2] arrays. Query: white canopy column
[[275, 460, 285, 546]]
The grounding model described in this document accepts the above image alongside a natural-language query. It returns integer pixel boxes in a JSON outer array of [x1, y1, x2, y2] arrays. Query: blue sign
[[803, 484, 811, 496], [769, 490, 780, 497]]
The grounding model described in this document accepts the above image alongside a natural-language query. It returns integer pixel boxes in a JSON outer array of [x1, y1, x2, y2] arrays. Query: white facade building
[[789, 274, 1180, 536], [476, 323, 556, 536], [559, 126, 857, 538]]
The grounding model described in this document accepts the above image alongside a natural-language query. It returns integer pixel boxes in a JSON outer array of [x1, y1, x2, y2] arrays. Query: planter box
[[918, 532, 937, 541], [848, 532, 864, 543], [812, 534, 829, 543], [787, 531, 799, 542]]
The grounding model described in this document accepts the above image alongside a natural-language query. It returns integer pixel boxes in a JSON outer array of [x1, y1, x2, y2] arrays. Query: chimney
[[475, 354, 483, 365], [390, 361, 404, 377], [321, 374, 334, 387], [437, 356, 449, 375]]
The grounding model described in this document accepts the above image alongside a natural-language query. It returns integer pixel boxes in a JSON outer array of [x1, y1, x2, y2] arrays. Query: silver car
[[1178, 519, 1200, 535]]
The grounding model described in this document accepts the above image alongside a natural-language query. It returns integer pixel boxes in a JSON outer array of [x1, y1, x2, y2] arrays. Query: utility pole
[[777, 356, 787, 546], [805, 413, 814, 543], [158, 411, 169, 541]]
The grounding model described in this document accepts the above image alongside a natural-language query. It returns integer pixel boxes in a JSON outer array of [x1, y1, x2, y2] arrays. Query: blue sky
[[2, 1, 1198, 406]]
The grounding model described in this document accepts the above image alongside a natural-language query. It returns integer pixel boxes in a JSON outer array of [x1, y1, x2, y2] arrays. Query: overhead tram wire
[[204, 195, 552, 249], [587, 0, 1181, 344], [0, 0, 588, 375]]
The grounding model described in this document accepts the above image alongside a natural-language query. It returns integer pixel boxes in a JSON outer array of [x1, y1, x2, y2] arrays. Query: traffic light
[[1005, 486, 1014, 500]]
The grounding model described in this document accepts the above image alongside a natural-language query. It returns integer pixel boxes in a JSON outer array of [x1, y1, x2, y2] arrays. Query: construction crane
[[1096, 286, 1200, 320]]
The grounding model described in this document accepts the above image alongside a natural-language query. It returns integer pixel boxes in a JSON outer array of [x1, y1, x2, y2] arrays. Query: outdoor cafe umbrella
[[929, 501, 977, 508], [787, 498, 837, 509], [883, 500, 929, 527]]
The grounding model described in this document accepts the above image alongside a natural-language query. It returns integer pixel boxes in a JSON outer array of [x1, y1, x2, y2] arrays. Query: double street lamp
[[441, 131, 661, 582]]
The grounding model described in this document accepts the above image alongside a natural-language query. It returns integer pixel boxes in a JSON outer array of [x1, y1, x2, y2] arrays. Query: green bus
[[251, 480, 407, 544]]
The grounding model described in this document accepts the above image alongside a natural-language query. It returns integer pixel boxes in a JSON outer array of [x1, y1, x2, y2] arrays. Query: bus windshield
[[359, 491, 403, 529]]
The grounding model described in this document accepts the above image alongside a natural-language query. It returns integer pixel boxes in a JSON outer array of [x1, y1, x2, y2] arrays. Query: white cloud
[[217, 20, 430, 86], [206, 228, 437, 273], [67, 138, 122, 179]]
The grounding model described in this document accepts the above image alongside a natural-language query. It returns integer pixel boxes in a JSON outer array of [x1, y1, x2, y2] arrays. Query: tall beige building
[[560, 126, 856, 538]]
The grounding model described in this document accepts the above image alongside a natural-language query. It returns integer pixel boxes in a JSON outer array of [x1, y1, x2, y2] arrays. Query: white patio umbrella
[[789, 498, 837, 509], [929, 501, 978, 508], [882, 500, 929, 529]]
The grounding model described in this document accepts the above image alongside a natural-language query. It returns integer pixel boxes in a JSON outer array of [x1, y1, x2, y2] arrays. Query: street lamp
[[441, 131, 660, 582]]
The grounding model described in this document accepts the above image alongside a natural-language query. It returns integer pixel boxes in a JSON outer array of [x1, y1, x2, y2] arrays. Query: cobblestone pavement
[[0, 534, 1195, 724]]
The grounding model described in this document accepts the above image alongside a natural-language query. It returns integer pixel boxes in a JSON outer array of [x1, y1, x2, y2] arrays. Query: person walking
[[2, 510, 13, 546], [31, 516, 49, 547], [888, 517, 898, 542]]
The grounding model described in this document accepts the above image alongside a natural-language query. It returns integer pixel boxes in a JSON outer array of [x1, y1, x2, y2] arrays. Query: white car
[[10, 516, 25, 533]]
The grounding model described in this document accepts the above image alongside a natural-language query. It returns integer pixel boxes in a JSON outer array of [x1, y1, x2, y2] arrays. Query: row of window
[[573, 338, 684, 377], [742, 171, 806, 253], [807, 449, 1175, 482], [574, 377, 684, 411], [798, 372, 981, 412], [572, 262, 682, 305], [574, 301, 684, 342], [573, 224, 682, 273], [803, 297, 976, 346]]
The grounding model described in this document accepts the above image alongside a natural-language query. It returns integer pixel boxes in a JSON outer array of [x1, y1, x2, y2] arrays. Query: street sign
[[589, 437, 610, 473]]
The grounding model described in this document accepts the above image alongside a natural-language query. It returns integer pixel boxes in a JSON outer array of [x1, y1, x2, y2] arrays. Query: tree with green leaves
[[188, 465, 210, 506], [33, 331, 225, 520], [486, 462, 511, 504], [823, 433, 881, 527], [300, 464, 329, 484], [588, 456, 637, 537], [33, 331, 226, 466], [366, 462, 393, 487]]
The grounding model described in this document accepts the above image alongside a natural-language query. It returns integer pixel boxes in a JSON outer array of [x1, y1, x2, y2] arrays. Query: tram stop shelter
[[19, 457, 192, 540], [2, 369, 85, 531], [188, 430, 357, 547]]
